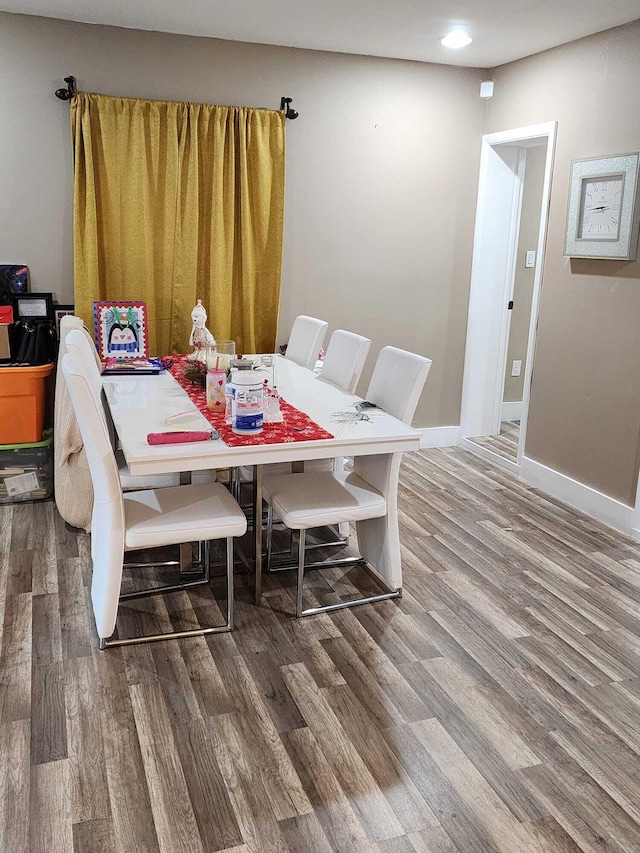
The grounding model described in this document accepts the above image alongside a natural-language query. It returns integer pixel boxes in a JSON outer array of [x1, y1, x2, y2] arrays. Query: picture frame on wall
[[15, 292, 54, 322], [53, 304, 75, 339], [94, 301, 148, 359]]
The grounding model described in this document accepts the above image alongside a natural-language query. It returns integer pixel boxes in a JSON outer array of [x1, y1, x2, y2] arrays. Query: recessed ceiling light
[[441, 30, 472, 49]]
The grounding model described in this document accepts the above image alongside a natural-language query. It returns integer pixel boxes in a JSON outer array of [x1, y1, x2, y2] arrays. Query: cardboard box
[[0, 325, 9, 360]]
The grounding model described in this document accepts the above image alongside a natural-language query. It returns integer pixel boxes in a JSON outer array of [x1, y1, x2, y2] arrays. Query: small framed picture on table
[[53, 304, 75, 339], [15, 292, 54, 322]]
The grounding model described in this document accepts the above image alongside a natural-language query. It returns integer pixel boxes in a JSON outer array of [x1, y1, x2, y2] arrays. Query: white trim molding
[[501, 401, 522, 421], [418, 426, 461, 449], [520, 455, 634, 537]]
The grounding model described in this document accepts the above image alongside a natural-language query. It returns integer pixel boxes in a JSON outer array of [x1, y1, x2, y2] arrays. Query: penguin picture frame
[[94, 301, 148, 359]]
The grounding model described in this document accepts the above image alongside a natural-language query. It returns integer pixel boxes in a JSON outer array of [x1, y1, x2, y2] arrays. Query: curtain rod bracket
[[280, 97, 299, 120], [55, 75, 77, 101]]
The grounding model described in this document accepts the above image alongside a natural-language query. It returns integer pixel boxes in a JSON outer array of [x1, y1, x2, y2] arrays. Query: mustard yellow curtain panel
[[71, 92, 285, 354]]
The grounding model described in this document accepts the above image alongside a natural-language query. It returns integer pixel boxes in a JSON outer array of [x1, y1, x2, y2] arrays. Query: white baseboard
[[501, 401, 522, 421], [520, 455, 633, 536], [418, 426, 461, 449]]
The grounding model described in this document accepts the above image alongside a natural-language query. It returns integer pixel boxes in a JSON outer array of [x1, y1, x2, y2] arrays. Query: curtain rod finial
[[55, 75, 76, 101], [280, 96, 298, 120]]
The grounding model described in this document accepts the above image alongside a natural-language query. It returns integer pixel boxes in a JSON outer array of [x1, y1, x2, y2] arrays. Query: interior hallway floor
[[469, 419, 520, 464], [3, 445, 640, 852]]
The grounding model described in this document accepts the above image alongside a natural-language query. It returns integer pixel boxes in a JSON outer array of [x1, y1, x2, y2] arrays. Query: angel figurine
[[187, 299, 216, 362]]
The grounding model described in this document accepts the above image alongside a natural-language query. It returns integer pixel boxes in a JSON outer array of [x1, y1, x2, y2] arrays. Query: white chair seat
[[116, 449, 216, 490], [124, 483, 247, 550], [264, 470, 386, 530]]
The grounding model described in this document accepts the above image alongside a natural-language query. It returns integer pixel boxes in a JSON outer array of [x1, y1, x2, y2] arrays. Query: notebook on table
[[102, 356, 162, 375]]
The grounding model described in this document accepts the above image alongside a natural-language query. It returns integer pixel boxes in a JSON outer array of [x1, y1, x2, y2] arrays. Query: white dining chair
[[261, 329, 372, 548], [262, 345, 432, 616], [284, 315, 328, 370], [319, 329, 371, 394], [65, 328, 215, 491], [63, 351, 247, 648]]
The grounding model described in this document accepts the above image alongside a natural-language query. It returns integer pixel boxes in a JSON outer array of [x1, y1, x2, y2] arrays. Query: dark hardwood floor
[[3, 446, 640, 851]]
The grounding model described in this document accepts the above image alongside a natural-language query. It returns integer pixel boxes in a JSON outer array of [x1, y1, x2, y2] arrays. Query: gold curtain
[[71, 92, 285, 355]]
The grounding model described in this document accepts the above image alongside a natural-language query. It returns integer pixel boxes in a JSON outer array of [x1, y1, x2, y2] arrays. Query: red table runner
[[166, 356, 334, 447]]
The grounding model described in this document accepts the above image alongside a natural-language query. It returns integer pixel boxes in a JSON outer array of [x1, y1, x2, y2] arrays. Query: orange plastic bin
[[0, 363, 54, 445]]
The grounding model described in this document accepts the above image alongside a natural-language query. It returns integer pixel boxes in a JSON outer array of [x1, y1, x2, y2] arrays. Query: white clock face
[[579, 175, 624, 239]]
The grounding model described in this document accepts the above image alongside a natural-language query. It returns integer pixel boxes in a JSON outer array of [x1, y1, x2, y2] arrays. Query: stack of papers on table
[[102, 357, 162, 375]]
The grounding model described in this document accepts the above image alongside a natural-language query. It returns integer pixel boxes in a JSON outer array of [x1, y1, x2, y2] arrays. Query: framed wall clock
[[564, 152, 640, 259]]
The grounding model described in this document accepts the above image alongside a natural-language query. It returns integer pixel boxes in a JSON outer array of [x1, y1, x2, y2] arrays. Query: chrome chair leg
[[226, 536, 234, 630], [99, 537, 234, 649], [293, 526, 401, 618], [296, 529, 306, 617], [266, 504, 274, 574]]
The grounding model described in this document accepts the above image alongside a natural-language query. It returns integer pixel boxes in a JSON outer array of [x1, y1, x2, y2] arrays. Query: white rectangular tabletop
[[103, 355, 420, 477]]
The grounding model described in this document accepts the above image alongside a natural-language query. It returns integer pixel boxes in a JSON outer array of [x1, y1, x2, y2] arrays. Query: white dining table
[[103, 355, 421, 604]]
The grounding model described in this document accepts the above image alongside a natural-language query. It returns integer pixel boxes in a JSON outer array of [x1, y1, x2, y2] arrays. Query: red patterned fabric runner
[[166, 356, 334, 447]]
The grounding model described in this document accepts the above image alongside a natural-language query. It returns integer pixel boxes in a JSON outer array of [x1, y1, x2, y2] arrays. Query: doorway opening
[[459, 122, 556, 472]]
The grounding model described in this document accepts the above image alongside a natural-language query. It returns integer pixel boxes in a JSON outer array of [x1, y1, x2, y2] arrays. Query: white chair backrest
[[285, 315, 328, 370], [365, 346, 432, 424], [320, 329, 372, 394], [62, 351, 126, 640], [65, 328, 104, 399], [62, 352, 123, 512]]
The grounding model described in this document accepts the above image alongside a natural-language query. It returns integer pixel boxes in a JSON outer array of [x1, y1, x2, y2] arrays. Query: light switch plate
[[525, 250, 536, 268]]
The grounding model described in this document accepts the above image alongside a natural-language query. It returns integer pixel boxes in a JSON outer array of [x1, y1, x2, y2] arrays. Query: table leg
[[253, 464, 263, 605]]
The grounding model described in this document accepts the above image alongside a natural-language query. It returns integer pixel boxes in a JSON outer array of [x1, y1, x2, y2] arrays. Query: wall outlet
[[525, 250, 536, 268], [511, 360, 522, 377]]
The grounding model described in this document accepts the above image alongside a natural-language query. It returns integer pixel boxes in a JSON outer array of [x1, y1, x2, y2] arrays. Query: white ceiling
[[2, 0, 640, 67]]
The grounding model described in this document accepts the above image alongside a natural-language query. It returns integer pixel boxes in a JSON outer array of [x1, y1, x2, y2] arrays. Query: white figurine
[[187, 299, 216, 362]]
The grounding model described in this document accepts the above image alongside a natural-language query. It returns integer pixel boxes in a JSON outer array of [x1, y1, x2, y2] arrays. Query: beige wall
[[503, 144, 546, 405], [0, 12, 486, 427], [488, 20, 640, 505]]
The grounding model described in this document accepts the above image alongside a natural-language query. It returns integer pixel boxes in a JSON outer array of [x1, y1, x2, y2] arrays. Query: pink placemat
[[167, 356, 334, 447]]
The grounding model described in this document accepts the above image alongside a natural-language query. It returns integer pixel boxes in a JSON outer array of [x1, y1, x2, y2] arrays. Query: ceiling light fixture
[[441, 30, 472, 49]]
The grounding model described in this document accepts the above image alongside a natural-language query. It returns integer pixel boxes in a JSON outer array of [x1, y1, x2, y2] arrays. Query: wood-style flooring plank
[[72, 818, 117, 853], [282, 661, 405, 842], [0, 592, 32, 722], [129, 680, 204, 853], [94, 649, 161, 853], [0, 719, 30, 853], [29, 758, 73, 853], [282, 725, 373, 853], [64, 655, 111, 825]]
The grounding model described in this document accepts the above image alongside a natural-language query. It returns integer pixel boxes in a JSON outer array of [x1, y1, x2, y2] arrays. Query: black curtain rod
[[54, 76, 299, 119]]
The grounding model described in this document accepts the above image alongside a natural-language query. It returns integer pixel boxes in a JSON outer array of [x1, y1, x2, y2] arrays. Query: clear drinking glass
[[209, 340, 236, 372], [214, 340, 236, 356]]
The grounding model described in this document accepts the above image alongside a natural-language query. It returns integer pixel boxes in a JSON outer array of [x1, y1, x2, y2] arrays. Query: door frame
[[459, 121, 557, 470]]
